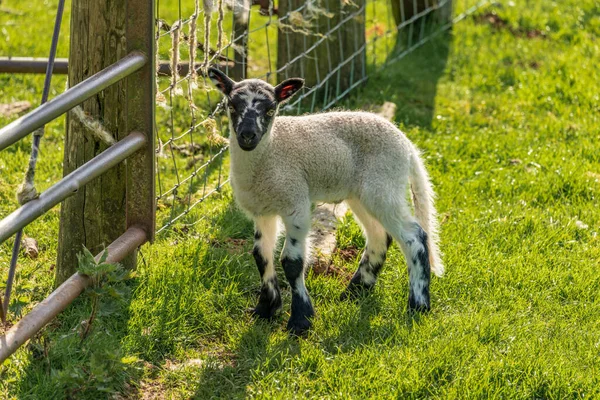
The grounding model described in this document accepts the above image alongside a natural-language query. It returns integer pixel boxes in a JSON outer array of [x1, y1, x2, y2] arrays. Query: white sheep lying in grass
[[209, 68, 444, 335]]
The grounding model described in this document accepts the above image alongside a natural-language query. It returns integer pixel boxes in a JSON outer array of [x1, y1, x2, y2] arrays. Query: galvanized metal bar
[[0, 57, 231, 76], [125, 0, 156, 243], [0, 132, 147, 245], [0, 57, 69, 74], [0, 52, 147, 152], [0, 226, 148, 364]]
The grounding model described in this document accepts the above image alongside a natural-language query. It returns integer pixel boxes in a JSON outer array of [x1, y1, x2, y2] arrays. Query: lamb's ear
[[208, 67, 235, 96], [274, 78, 304, 103]]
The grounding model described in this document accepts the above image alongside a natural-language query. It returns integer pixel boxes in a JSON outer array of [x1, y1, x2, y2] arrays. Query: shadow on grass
[[127, 198, 285, 398], [191, 321, 273, 399], [10, 204, 438, 397], [181, 190, 440, 396], [353, 30, 452, 129], [319, 288, 429, 356], [326, 294, 384, 351], [187, 202, 288, 399]]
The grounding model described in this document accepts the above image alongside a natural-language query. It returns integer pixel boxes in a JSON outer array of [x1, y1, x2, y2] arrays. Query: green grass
[[2, 0, 600, 398]]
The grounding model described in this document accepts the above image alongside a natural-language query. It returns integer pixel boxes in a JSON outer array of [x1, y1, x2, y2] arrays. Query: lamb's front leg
[[281, 209, 314, 335], [252, 216, 282, 319]]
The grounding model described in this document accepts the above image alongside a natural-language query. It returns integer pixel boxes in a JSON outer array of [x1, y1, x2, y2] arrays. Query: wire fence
[[154, 0, 490, 234]]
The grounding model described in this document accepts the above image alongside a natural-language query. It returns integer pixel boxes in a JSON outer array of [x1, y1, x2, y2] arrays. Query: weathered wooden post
[[56, 0, 154, 285], [230, 6, 250, 81], [277, 0, 366, 110], [391, 0, 454, 27], [391, 0, 454, 45]]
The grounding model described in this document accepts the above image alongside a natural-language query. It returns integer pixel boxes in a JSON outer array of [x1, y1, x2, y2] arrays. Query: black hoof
[[408, 293, 431, 313], [252, 287, 282, 319], [340, 276, 374, 301], [286, 315, 312, 336], [252, 302, 281, 320], [252, 294, 282, 319]]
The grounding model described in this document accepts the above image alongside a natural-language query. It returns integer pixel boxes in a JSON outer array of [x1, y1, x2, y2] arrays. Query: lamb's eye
[[266, 109, 275, 117]]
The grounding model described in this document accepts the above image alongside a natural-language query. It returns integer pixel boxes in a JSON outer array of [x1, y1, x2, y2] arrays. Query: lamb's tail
[[408, 145, 444, 277]]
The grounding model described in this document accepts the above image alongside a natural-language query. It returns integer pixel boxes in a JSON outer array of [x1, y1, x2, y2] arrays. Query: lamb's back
[[264, 112, 413, 203], [271, 112, 412, 166]]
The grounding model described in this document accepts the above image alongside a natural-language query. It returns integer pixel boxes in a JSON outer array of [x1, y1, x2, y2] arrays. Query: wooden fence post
[[230, 14, 249, 81], [56, 0, 154, 285], [391, 0, 454, 42]]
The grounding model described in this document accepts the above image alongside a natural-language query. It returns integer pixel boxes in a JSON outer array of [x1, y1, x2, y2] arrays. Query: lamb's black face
[[227, 81, 277, 151], [208, 67, 304, 152]]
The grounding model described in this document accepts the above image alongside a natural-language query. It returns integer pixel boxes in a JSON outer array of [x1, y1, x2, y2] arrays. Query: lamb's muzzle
[[209, 67, 444, 335]]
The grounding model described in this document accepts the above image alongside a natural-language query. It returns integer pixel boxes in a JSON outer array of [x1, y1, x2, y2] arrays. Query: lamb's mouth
[[238, 141, 259, 151]]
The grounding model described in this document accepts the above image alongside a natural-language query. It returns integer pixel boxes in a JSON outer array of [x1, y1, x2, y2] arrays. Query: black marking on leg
[[371, 261, 384, 277], [416, 228, 430, 270], [408, 226, 431, 312], [290, 237, 298, 246], [340, 272, 374, 300], [340, 254, 376, 300], [254, 230, 262, 240], [253, 246, 267, 276], [282, 256, 304, 283], [386, 234, 393, 248], [376, 246, 388, 274], [252, 277, 282, 319], [282, 256, 314, 335], [253, 245, 267, 277], [287, 292, 314, 336]]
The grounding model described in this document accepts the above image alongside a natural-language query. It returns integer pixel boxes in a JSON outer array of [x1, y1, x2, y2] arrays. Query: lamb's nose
[[239, 130, 256, 144]]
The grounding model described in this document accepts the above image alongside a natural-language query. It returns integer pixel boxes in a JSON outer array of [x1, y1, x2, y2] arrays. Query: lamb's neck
[[229, 136, 270, 188]]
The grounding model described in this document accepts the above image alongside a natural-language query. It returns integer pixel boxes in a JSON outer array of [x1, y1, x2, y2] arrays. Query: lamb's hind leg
[[252, 216, 282, 319], [367, 197, 431, 312], [341, 198, 392, 300], [396, 220, 431, 311], [280, 206, 314, 335]]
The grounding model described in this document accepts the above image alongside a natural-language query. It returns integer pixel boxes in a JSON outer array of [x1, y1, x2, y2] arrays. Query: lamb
[[208, 67, 444, 335]]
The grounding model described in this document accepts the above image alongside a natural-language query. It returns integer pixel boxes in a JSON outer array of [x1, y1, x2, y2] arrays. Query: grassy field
[[2, 0, 600, 398]]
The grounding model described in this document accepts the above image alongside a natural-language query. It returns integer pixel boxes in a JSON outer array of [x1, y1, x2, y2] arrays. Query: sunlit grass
[[1, 0, 600, 398]]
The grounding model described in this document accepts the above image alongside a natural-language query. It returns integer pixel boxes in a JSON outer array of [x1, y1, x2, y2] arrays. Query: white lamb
[[209, 68, 443, 335]]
